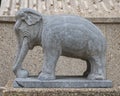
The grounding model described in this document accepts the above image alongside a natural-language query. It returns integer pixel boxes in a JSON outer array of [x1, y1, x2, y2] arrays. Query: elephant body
[[13, 8, 106, 80], [43, 15, 106, 59]]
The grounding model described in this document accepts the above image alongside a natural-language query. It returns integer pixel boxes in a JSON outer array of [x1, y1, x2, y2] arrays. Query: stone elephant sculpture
[[13, 8, 106, 80]]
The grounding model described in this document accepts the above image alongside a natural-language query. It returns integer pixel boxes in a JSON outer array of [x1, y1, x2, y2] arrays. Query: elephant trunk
[[13, 19, 23, 65], [13, 37, 29, 73]]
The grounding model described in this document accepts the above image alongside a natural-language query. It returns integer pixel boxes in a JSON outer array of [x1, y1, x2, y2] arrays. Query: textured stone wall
[[0, 18, 120, 88], [0, 0, 120, 17]]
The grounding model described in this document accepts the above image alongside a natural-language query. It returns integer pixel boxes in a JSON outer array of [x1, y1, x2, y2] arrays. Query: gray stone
[[13, 76, 112, 88], [13, 8, 107, 82]]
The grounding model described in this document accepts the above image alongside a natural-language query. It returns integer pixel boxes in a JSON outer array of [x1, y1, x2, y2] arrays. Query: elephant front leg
[[13, 37, 29, 78], [38, 48, 61, 80]]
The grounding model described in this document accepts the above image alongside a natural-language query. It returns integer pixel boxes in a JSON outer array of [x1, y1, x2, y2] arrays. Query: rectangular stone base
[[13, 76, 112, 88], [1, 80, 120, 96]]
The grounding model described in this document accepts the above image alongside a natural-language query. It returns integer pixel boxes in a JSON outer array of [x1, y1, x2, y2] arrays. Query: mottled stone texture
[[0, 89, 2, 96], [13, 77, 112, 88], [1, 0, 120, 17], [2, 81, 120, 96], [0, 18, 120, 87], [13, 8, 106, 80], [3, 88, 120, 96]]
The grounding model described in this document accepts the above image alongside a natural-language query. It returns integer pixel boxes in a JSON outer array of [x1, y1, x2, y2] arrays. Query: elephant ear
[[25, 13, 41, 25]]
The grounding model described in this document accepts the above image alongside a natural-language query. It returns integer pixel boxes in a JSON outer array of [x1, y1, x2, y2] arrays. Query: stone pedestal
[[1, 80, 120, 96], [13, 76, 112, 88]]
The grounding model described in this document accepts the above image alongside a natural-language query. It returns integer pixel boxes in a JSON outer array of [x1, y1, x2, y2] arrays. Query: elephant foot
[[87, 73, 105, 80], [14, 69, 29, 78], [38, 72, 55, 80]]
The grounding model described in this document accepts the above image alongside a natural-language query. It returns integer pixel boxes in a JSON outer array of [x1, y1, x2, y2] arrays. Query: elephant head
[[13, 8, 43, 78]]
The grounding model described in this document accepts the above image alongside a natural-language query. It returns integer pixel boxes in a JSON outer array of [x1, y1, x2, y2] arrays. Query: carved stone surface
[[2, 81, 119, 96], [13, 8, 108, 85], [13, 76, 112, 88], [0, 0, 120, 17]]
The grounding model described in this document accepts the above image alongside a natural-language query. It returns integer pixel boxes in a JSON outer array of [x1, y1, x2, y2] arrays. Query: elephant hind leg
[[83, 60, 91, 77], [87, 55, 106, 80]]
